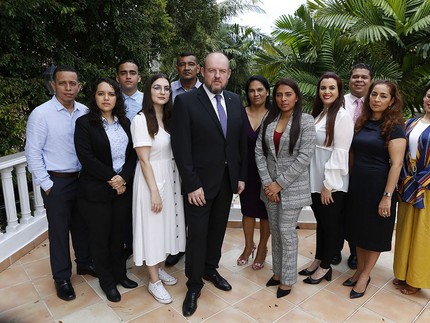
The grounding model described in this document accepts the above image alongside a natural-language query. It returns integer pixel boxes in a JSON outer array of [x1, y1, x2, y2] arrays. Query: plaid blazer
[[255, 113, 316, 209]]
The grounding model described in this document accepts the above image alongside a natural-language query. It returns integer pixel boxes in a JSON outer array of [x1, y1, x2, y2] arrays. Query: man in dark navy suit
[[171, 52, 247, 316]]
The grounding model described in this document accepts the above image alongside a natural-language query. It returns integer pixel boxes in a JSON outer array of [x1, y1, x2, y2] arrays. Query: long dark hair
[[88, 77, 127, 127], [245, 75, 271, 108], [261, 78, 303, 155], [140, 74, 173, 138], [355, 80, 404, 145], [311, 72, 345, 147]]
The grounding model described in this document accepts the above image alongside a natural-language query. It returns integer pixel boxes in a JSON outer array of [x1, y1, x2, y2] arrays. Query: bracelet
[[383, 192, 392, 197]]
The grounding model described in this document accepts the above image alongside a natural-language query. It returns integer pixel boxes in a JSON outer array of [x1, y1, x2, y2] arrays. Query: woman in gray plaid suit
[[255, 78, 316, 298]]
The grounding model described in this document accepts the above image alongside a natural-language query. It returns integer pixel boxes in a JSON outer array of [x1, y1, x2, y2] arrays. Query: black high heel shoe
[[298, 267, 317, 276], [276, 287, 291, 298], [342, 278, 357, 287], [266, 277, 281, 286], [303, 267, 332, 285], [350, 277, 371, 299]]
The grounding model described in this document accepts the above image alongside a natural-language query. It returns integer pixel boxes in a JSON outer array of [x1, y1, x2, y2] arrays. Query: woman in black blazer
[[74, 77, 137, 302]]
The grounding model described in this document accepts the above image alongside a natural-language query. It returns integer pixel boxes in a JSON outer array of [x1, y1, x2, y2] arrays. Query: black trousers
[[185, 167, 233, 292], [311, 191, 346, 269], [41, 176, 92, 282], [79, 189, 131, 291]]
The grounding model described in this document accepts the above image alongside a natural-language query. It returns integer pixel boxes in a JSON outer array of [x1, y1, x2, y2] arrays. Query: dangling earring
[[388, 105, 392, 109]]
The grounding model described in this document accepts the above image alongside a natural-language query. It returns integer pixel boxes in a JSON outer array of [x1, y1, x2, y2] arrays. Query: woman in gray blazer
[[255, 78, 316, 298]]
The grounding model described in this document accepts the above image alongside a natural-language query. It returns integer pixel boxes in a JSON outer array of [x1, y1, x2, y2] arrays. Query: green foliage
[[0, 76, 49, 155], [254, 0, 430, 115]]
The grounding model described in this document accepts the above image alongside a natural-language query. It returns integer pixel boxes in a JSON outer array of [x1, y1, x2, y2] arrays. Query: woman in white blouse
[[300, 72, 354, 284]]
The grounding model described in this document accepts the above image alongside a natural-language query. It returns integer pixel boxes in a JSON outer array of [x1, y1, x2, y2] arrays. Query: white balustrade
[[0, 152, 47, 263]]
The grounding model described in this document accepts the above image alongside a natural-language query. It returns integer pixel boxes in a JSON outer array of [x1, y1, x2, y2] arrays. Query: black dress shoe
[[119, 277, 138, 289], [165, 252, 185, 267], [342, 278, 357, 287], [104, 287, 121, 302], [182, 291, 200, 316], [77, 264, 98, 278], [348, 255, 358, 269], [303, 267, 332, 285], [350, 277, 371, 299], [202, 272, 232, 291], [298, 267, 317, 276], [55, 280, 76, 301], [331, 253, 342, 265], [266, 277, 281, 286], [277, 287, 291, 298]]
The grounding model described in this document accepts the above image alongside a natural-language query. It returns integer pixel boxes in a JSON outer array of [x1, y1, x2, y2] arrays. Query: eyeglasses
[[152, 85, 171, 93]]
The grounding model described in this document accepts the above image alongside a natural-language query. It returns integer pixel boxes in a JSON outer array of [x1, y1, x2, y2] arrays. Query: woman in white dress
[[131, 74, 186, 304]]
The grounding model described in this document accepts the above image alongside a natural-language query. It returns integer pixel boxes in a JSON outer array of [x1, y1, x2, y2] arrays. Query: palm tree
[[309, 0, 430, 114]]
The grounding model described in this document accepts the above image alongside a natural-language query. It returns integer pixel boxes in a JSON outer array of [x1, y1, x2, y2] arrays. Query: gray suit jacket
[[255, 113, 316, 209]]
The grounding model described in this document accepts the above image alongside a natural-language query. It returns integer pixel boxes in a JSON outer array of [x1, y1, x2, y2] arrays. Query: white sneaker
[[148, 280, 172, 304], [158, 267, 178, 285]]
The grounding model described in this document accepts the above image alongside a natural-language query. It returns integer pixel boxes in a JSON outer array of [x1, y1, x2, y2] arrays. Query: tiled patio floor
[[1, 227, 429, 322]]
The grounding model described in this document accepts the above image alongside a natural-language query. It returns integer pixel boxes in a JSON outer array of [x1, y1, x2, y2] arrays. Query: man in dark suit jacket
[[171, 52, 247, 316]]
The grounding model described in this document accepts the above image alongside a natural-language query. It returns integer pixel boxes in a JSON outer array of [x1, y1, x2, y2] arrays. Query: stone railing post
[[0, 167, 19, 232], [15, 163, 32, 224]]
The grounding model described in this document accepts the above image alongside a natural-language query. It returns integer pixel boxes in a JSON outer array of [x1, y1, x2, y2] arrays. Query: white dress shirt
[[310, 108, 354, 193]]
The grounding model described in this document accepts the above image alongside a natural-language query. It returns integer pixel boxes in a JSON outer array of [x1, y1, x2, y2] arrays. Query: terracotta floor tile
[[170, 289, 229, 323], [164, 271, 188, 300], [366, 265, 394, 287], [59, 302, 120, 323], [204, 307, 257, 322], [0, 265, 29, 289], [219, 249, 253, 272], [130, 305, 187, 323], [0, 281, 40, 312], [19, 241, 50, 264], [364, 289, 423, 323], [297, 229, 316, 240], [382, 280, 430, 306], [127, 264, 151, 286], [222, 240, 239, 253], [0, 301, 53, 323], [237, 262, 274, 287], [345, 307, 395, 323], [300, 289, 358, 322], [297, 238, 317, 259], [234, 289, 294, 323], [22, 257, 51, 279], [204, 272, 261, 304], [276, 307, 323, 322], [376, 251, 395, 269], [109, 286, 163, 321], [415, 307, 430, 323], [44, 282, 102, 318], [1, 227, 426, 323]]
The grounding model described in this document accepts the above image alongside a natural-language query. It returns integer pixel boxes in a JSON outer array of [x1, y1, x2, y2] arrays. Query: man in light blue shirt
[[116, 59, 143, 121], [171, 52, 202, 102], [25, 65, 95, 301]]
